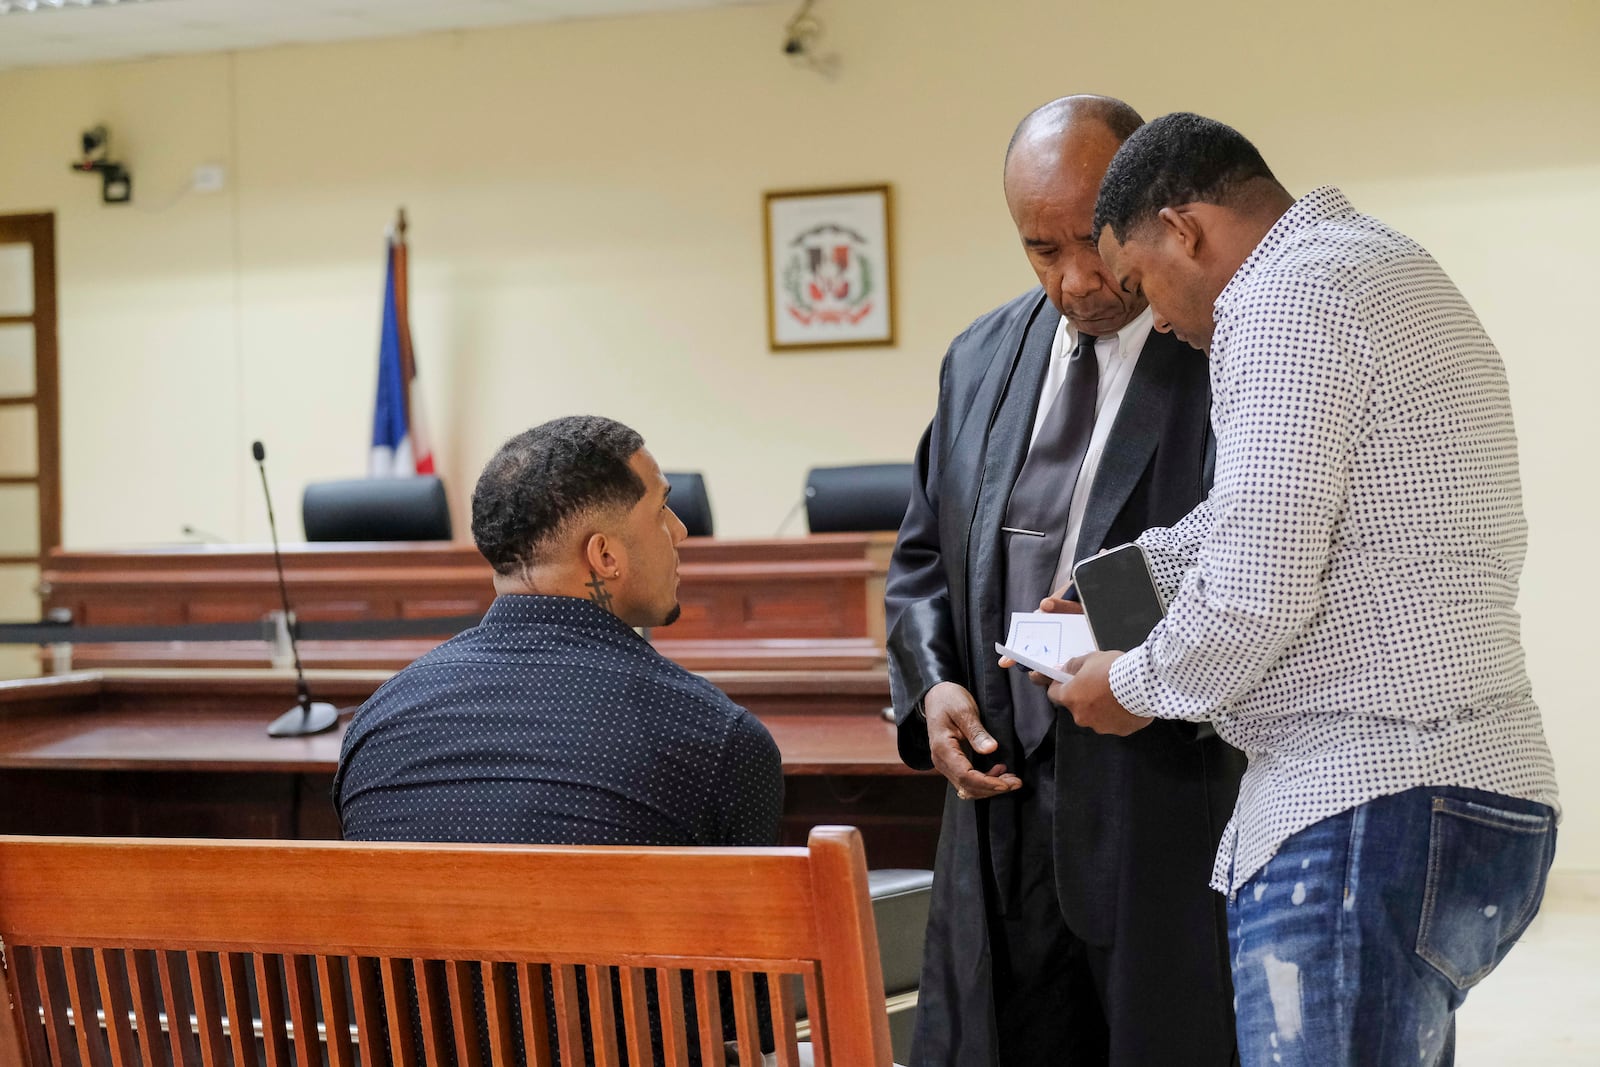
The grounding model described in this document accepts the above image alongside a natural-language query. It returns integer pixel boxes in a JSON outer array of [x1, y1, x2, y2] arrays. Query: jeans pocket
[[1416, 795, 1555, 989]]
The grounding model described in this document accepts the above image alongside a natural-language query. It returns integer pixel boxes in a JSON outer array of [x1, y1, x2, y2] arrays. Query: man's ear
[[1157, 205, 1204, 260], [583, 531, 623, 578]]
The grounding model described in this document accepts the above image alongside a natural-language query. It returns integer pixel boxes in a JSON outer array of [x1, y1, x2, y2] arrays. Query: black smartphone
[[1072, 543, 1165, 652]]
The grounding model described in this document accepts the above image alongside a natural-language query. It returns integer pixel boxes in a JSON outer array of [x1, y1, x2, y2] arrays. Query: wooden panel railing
[[40, 534, 894, 656], [0, 829, 895, 1066]]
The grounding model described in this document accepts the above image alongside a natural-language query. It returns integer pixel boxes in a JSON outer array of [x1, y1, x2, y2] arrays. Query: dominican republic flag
[[370, 211, 435, 477]]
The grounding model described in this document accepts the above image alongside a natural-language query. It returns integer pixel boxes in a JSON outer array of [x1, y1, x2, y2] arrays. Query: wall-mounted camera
[[783, 14, 818, 56], [69, 124, 132, 205], [782, 0, 837, 77]]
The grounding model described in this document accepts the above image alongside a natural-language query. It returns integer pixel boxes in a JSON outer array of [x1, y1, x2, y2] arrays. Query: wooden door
[[0, 214, 60, 679]]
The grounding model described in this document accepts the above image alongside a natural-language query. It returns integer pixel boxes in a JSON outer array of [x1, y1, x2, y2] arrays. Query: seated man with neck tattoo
[[336, 414, 782, 849]]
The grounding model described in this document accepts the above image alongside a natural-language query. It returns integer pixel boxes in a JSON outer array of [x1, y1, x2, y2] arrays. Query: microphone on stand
[[774, 486, 815, 537], [252, 440, 340, 739], [180, 524, 228, 543]]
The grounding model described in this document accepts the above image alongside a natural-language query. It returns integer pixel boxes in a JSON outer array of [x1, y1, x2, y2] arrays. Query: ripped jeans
[[1228, 785, 1556, 1066]]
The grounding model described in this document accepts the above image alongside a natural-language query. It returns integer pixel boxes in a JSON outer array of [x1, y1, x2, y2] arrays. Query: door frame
[[0, 211, 61, 565]]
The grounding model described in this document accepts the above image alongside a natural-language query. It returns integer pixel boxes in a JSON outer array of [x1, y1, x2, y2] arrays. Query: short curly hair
[[1092, 112, 1277, 244], [471, 415, 645, 576]]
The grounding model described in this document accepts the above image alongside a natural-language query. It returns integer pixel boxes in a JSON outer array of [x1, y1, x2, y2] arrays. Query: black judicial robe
[[886, 289, 1244, 1065]]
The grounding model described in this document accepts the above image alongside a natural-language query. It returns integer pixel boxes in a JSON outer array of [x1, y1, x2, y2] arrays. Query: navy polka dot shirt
[[335, 595, 783, 848]]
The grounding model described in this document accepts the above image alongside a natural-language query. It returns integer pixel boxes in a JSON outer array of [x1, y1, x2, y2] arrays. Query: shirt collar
[[482, 593, 643, 640], [1213, 185, 1356, 319], [1060, 304, 1155, 360]]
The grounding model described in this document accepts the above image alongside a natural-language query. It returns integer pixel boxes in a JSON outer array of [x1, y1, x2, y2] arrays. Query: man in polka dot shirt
[[335, 414, 782, 850], [1041, 113, 1560, 1065]]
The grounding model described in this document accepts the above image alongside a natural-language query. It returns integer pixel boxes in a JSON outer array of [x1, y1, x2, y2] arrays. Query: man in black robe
[[886, 96, 1243, 1065]]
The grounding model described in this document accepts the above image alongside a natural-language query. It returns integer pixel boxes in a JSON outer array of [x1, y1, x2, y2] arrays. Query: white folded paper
[[994, 610, 1097, 684]]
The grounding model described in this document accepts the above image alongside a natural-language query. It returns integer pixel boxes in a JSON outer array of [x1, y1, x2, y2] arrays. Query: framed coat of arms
[[763, 184, 896, 351]]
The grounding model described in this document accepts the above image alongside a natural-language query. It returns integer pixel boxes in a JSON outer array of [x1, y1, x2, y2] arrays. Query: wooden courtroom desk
[[0, 668, 941, 869], [40, 636, 888, 673], [41, 533, 895, 670]]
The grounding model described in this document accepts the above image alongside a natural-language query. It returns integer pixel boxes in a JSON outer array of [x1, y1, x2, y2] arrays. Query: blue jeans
[[1228, 785, 1556, 1066]]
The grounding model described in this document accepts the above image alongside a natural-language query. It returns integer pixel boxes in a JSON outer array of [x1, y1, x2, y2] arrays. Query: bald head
[[1004, 95, 1144, 178], [1002, 95, 1149, 334]]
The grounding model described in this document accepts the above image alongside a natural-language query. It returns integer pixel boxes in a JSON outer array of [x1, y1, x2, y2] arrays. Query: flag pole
[[393, 207, 416, 432], [391, 206, 435, 476]]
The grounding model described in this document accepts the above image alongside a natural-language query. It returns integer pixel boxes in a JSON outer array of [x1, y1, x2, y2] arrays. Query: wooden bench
[[0, 827, 896, 1066]]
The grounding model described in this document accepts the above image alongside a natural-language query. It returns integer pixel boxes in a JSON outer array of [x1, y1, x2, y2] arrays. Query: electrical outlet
[[191, 164, 226, 194]]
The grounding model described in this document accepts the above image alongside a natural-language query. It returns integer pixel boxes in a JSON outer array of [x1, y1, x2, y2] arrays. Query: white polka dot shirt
[[1108, 186, 1560, 893], [335, 595, 783, 848]]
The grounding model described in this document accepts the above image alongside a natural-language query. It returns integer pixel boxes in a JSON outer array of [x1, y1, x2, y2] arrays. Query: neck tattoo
[[585, 570, 615, 614]]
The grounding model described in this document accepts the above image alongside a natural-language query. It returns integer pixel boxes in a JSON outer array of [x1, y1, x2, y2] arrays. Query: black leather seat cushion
[[866, 868, 934, 997]]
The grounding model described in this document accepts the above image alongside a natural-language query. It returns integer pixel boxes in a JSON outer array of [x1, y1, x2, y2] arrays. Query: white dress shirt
[[1107, 187, 1560, 894], [1026, 305, 1153, 594]]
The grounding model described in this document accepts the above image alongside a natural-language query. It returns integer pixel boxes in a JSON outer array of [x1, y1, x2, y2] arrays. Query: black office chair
[[867, 868, 934, 1061], [804, 463, 914, 533], [782, 867, 931, 1066], [302, 476, 453, 542], [664, 471, 714, 538]]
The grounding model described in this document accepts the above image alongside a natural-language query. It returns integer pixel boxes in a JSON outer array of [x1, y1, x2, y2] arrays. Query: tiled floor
[[1456, 898, 1600, 1064]]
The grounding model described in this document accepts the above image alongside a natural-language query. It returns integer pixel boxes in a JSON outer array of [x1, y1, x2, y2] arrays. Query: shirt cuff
[[1109, 646, 1159, 719]]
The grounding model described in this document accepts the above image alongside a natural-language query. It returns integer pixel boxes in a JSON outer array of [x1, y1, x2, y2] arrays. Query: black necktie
[[1004, 332, 1100, 756]]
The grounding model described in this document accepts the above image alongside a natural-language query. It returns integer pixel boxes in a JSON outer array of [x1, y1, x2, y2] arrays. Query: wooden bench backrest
[[0, 826, 893, 1066]]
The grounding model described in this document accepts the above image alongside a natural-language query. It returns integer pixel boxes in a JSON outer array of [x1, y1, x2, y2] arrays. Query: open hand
[[922, 681, 1022, 799]]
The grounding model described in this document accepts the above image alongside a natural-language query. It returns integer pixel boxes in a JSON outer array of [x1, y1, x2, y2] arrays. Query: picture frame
[[763, 183, 896, 351]]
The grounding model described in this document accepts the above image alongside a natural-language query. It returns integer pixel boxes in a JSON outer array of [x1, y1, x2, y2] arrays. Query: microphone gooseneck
[[254, 442, 308, 705], [253, 440, 340, 738], [774, 487, 814, 537], [180, 524, 227, 543]]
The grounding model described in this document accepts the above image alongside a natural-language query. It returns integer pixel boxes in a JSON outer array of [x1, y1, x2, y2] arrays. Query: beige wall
[[0, 0, 1595, 872]]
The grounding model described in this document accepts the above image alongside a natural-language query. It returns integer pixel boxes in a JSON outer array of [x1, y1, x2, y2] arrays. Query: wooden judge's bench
[[5, 534, 943, 868], [39, 533, 895, 671]]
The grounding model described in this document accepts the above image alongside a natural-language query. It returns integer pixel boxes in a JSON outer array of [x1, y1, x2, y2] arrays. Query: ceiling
[[0, 0, 768, 72]]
